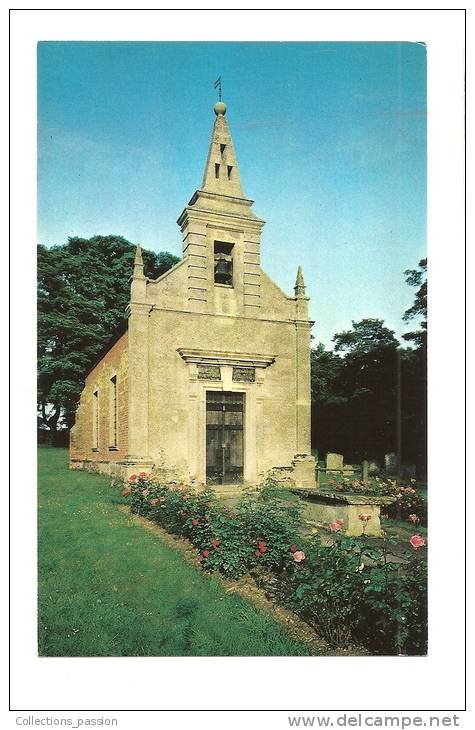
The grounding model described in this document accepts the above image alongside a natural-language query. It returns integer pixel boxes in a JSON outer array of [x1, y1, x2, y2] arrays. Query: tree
[[310, 343, 346, 457], [37, 235, 179, 436], [311, 320, 400, 462], [400, 258, 427, 475], [402, 258, 427, 350], [333, 318, 400, 356], [310, 342, 343, 404], [333, 319, 400, 461], [311, 266, 428, 476]]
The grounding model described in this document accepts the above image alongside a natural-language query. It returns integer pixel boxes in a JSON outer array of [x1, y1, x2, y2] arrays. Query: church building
[[70, 99, 316, 489]]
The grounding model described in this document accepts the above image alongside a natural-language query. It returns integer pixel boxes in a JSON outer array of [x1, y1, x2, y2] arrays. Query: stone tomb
[[292, 489, 396, 537]]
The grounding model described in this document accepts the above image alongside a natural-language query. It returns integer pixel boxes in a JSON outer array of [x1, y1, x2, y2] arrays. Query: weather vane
[[214, 76, 222, 101]]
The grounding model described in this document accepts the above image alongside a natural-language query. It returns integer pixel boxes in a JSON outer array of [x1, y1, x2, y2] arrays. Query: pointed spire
[[133, 244, 145, 279], [201, 101, 245, 198], [294, 266, 306, 298]]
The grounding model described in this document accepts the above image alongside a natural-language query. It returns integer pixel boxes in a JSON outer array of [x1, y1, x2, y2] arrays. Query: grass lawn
[[38, 448, 314, 656]]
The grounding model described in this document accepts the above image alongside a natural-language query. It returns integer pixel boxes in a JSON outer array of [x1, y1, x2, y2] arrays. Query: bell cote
[[177, 101, 265, 314]]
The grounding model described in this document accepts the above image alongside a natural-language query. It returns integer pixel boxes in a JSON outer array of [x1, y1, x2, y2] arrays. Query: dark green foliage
[[332, 318, 400, 355], [357, 553, 428, 655], [282, 534, 427, 656], [400, 258, 427, 473], [129, 478, 304, 580], [312, 319, 400, 462], [311, 262, 427, 476], [127, 474, 428, 655], [37, 235, 179, 433], [402, 258, 427, 350]]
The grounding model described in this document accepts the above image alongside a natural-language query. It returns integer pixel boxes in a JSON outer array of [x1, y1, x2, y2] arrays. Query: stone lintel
[[177, 347, 275, 369]]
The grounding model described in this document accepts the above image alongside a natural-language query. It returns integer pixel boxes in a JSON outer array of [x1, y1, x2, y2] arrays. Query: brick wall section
[[70, 332, 128, 463]]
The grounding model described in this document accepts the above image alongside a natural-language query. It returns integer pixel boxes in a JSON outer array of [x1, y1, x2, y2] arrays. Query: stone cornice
[[177, 201, 265, 231], [150, 304, 313, 328], [177, 348, 275, 368]]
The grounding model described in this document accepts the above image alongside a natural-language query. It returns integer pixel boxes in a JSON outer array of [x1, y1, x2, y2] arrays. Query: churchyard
[[38, 448, 320, 657], [39, 446, 427, 657]]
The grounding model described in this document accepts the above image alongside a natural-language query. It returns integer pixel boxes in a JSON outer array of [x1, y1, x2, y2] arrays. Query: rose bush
[[122, 474, 427, 654], [322, 476, 427, 525]]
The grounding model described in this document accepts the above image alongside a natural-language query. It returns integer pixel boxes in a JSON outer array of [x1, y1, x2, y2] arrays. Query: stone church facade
[[70, 100, 316, 488]]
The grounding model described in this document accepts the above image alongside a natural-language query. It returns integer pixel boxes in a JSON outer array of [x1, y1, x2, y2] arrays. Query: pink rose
[[142, 489, 150, 498], [289, 544, 298, 553], [255, 550, 262, 558], [410, 534, 426, 551], [121, 487, 131, 497], [202, 550, 210, 558], [293, 550, 306, 563], [192, 518, 200, 527], [128, 474, 137, 483], [139, 471, 147, 478], [329, 521, 342, 532], [150, 498, 159, 507]]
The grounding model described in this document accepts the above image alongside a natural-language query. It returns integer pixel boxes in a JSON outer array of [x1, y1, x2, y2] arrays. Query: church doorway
[[205, 391, 244, 485]]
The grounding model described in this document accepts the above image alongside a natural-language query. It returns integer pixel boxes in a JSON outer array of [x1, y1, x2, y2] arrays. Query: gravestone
[[368, 460, 380, 476], [384, 452, 398, 474], [400, 463, 416, 480], [326, 453, 344, 473], [362, 460, 369, 483]]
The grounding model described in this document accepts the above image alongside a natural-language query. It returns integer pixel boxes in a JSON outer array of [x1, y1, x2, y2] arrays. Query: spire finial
[[294, 265, 306, 297], [133, 243, 145, 279], [213, 76, 226, 116], [214, 75, 222, 101]]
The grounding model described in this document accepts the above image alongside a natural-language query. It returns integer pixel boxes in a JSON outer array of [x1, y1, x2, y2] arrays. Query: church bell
[[214, 255, 233, 285]]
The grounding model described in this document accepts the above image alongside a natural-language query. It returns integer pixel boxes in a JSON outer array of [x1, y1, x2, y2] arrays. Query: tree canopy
[[312, 319, 400, 463], [402, 258, 427, 350], [37, 235, 179, 434], [311, 264, 427, 475]]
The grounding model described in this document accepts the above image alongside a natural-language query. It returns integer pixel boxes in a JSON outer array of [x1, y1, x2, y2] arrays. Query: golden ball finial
[[214, 101, 227, 116]]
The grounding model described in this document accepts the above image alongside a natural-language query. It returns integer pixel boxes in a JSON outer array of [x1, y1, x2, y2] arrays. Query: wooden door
[[206, 391, 244, 484]]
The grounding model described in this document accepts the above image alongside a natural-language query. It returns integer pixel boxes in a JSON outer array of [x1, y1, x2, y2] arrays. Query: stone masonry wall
[[70, 332, 128, 468]]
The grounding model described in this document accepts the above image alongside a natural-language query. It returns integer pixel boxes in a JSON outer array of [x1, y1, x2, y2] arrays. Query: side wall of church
[[70, 332, 129, 474]]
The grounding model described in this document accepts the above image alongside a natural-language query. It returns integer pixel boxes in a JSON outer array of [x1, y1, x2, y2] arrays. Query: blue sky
[[38, 41, 426, 347]]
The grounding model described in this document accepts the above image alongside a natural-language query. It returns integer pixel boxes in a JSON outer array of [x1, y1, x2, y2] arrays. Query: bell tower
[[177, 100, 265, 315]]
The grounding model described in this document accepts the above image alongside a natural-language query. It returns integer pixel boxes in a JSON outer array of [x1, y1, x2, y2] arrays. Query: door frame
[[177, 350, 276, 485], [205, 390, 245, 485]]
